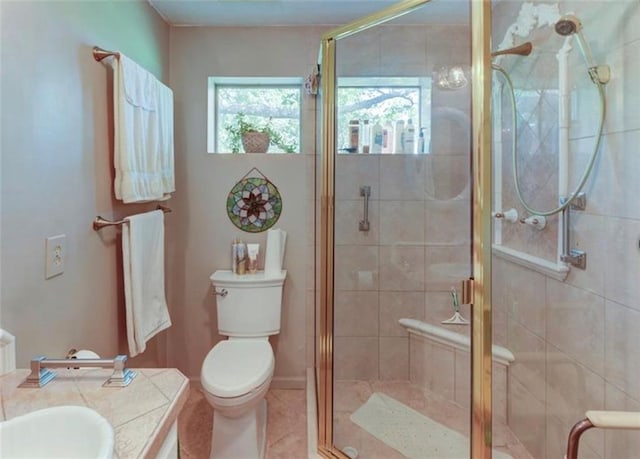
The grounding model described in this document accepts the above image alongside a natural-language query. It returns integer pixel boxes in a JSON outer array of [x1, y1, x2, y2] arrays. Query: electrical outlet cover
[[45, 234, 66, 279]]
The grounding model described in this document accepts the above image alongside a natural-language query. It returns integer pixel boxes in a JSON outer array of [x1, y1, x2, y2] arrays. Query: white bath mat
[[350, 392, 513, 459]]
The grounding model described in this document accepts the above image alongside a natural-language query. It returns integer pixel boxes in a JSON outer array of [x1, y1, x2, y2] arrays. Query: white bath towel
[[157, 81, 175, 196], [122, 210, 171, 357], [113, 54, 174, 203]]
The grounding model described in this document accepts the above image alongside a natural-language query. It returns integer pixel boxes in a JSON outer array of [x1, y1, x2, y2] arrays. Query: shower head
[[553, 13, 608, 83], [554, 14, 582, 36]]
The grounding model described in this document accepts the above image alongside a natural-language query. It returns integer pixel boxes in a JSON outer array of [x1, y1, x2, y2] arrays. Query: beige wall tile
[[502, 260, 546, 338], [379, 337, 409, 380], [604, 300, 640, 398], [424, 246, 470, 292], [335, 155, 379, 200], [546, 278, 605, 374], [424, 154, 471, 201], [379, 201, 425, 245], [603, 39, 640, 135], [334, 337, 379, 381], [379, 26, 428, 73], [454, 350, 470, 409], [545, 345, 605, 456], [587, 130, 640, 221], [407, 335, 455, 400], [493, 308, 507, 347], [379, 291, 425, 337], [426, 342, 455, 400], [425, 199, 471, 246], [508, 318, 546, 404], [493, 364, 508, 425], [379, 245, 425, 291], [336, 27, 381, 77], [334, 245, 379, 291], [508, 377, 547, 459], [379, 156, 426, 200], [604, 217, 640, 311], [334, 291, 379, 337], [408, 335, 426, 387]]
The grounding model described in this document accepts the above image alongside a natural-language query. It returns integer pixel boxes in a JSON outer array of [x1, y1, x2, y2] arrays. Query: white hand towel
[[113, 54, 175, 203], [122, 210, 171, 357]]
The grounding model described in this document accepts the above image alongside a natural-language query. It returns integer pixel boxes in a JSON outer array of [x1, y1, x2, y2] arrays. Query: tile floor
[[178, 385, 307, 458], [179, 380, 534, 459], [333, 380, 535, 459]]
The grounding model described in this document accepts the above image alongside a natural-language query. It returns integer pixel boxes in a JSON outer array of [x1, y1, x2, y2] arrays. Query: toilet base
[[210, 398, 267, 459]]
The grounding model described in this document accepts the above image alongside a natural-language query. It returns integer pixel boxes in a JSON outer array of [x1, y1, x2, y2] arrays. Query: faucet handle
[[492, 208, 519, 223]]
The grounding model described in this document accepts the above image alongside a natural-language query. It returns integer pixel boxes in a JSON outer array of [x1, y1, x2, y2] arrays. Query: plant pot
[[242, 131, 270, 153]]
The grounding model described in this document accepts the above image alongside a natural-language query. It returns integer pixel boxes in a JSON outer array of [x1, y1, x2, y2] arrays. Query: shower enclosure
[[314, 0, 639, 458], [315, 1, 495, 457]]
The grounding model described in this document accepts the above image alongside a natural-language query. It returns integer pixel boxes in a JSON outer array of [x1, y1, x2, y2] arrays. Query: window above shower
[[337, 77, 432, 155], [207, 77, 302, 154]]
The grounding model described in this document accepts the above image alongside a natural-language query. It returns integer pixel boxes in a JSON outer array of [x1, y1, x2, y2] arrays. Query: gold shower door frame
[[317, 1, 493, 458]]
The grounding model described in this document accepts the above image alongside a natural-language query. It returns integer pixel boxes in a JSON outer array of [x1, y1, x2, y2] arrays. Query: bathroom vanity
[[0, 367, 189, 458]]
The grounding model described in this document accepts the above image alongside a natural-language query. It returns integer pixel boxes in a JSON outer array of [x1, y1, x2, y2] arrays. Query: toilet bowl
[[203, 270, 286, 459], [201, 339, 275, 458]]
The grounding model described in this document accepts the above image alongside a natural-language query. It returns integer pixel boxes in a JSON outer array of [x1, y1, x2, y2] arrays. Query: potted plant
[[224, 113, 296, 154]]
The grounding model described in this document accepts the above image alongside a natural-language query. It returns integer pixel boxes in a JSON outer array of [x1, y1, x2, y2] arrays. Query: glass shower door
[[327, 2, 476, 457]]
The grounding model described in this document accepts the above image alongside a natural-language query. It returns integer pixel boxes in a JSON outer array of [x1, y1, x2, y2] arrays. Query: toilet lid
[[201, 340, 274, 398]]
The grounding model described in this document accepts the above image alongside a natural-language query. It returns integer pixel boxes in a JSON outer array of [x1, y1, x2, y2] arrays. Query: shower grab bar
[[359, 186, 371, 232], [566, 411, 640, 459], [560, 193, 587, 269]]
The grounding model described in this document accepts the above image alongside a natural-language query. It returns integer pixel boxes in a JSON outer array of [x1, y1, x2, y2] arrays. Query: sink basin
[[0, 405, 114, 458]]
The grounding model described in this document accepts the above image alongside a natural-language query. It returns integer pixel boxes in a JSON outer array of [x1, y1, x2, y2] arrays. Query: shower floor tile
[[334, 379, 535, 459]]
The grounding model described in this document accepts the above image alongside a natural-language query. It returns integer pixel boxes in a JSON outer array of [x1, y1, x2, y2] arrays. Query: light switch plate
[[45, 234, 66, 279]]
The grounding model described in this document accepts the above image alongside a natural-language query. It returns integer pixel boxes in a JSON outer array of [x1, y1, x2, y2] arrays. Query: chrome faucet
[[19, 355, 136, 388]]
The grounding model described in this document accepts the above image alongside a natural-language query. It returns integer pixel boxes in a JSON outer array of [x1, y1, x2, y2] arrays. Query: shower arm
[[491, 42, 533, 58]]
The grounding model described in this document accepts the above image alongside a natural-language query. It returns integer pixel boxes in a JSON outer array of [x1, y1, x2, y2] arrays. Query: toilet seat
[[201, 340, 274, 398]]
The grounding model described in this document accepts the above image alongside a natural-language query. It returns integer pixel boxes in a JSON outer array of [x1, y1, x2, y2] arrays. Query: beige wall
[[0, 1, 170, 367], [492, 1, 640, 458], [166, 26, 326, 384]]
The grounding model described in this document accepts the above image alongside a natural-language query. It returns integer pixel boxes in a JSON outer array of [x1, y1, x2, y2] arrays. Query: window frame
[[336, 76, 432, 154], [207, 77, 303, 154]]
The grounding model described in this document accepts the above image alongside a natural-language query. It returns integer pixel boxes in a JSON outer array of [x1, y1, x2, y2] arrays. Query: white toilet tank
[[210, 270, 287, 337]]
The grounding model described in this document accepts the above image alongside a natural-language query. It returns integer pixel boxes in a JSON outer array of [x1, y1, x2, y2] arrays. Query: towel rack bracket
[[93, 46, 120, 62], [93, 205, 171, 231]]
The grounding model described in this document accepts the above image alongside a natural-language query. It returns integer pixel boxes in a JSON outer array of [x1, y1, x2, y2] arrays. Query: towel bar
[[93, 205, 171, 231]]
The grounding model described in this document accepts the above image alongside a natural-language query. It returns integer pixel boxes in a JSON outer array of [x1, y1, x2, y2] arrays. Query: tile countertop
[[0, 368, 189, 458]]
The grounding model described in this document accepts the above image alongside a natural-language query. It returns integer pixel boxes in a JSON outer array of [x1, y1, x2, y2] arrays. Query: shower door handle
[[359, 186, 371, 232]]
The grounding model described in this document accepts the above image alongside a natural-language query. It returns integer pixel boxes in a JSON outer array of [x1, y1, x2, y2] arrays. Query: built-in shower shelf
[[492, 244, 569, 281]]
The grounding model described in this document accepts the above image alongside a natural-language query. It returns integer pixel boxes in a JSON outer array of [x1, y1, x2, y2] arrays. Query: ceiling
[[147, 0, 470, 27]]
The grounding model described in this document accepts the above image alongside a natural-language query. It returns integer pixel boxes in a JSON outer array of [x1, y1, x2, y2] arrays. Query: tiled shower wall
[[493, 1, 640, 458], [332, 24, 472, 382]]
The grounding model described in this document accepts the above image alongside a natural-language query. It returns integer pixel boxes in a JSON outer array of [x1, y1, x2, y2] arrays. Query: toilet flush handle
[[215, 288, 228, 298]]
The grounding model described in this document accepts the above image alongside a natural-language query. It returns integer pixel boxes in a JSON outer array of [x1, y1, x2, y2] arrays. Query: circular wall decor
[[226, 171, 282, 233]]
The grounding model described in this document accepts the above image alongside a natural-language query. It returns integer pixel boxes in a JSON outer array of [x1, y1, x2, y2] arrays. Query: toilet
[[201, 269, 286, 459]]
